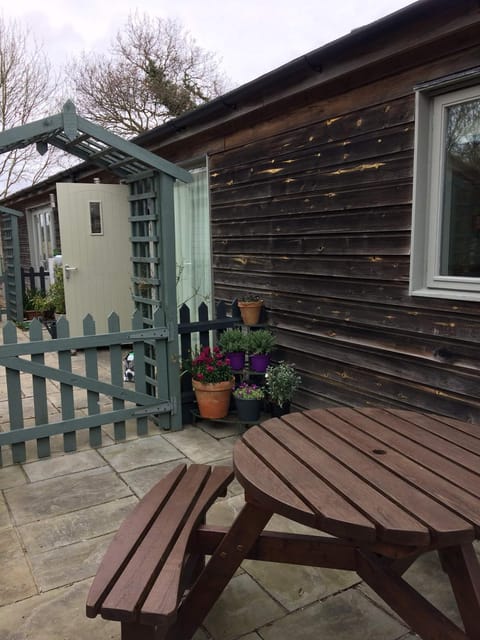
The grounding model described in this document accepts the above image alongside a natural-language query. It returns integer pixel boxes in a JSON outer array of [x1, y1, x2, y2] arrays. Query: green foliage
[[32, 291, 55, 314], [47, 266, 65, 314], [246, 329, 276, 355], [23, 288, 39, 310], [266, 362, 302, 406], [218, 328, 248, 353]]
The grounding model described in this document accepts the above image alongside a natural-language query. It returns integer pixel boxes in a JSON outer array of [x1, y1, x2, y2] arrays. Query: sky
[[2, 0, 417, 88]]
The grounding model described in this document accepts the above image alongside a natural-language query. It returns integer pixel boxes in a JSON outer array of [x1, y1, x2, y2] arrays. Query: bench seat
[[86, 463, 234, 639]]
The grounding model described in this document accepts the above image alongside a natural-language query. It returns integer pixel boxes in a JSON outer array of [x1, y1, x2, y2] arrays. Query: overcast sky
[[3, 0, 416, 87]]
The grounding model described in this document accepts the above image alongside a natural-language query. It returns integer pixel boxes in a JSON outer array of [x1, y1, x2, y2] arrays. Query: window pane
[[440, 97, 480, 276], [89, 202, 103, 234]]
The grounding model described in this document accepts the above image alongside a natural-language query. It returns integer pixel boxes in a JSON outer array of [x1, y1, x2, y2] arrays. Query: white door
[[56, 183, 134, 337]]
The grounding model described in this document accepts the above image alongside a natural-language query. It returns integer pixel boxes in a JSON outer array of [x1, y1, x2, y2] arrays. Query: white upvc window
[[410, 71, 480, 301]]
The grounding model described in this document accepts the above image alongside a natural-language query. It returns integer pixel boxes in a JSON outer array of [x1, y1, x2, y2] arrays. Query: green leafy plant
[[233, 382, 265, 400], [23, 288, 39, 310], [32, 291, 55, 315], [183, 345, 233, 383], [266, 361, 302, 406], [47, 266, 66, 314], [218, 328, 248, 353], [246, 329, 276, 355]]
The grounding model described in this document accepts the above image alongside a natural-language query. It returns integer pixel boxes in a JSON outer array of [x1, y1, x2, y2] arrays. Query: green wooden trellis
[[0, 205, 23, 321], [0, 101, 192, 430]]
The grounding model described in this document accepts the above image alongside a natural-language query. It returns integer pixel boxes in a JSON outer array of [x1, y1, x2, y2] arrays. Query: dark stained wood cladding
[[208, 38, 480, 423]]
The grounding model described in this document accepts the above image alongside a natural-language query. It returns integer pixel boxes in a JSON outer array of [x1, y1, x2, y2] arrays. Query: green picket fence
[[0, 310, 178, 466]]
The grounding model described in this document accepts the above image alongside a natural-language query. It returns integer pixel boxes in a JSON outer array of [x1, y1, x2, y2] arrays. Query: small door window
[[89, 201, 103, 235]]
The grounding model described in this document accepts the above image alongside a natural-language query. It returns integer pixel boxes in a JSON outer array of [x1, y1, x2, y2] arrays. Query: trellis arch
[[0, 100, 192, 430]]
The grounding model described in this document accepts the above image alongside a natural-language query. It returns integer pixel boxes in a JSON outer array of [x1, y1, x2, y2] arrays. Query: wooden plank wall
[[208, 45, 480, 423]]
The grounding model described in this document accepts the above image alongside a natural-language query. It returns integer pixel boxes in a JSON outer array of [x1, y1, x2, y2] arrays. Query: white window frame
[[26, 203, 56, 269], [410, 69, 480, 302]]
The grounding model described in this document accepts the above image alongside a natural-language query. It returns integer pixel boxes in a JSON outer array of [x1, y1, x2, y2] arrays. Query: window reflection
[[441, 98, 480, 276]]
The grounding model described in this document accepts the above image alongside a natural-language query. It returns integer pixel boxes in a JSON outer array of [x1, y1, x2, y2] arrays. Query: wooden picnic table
[[172, 407, 480, 640], [88, 406, 480, 640]]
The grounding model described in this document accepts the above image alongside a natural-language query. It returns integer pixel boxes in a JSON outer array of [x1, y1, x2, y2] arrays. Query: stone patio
[[0, 324, 474, 639]]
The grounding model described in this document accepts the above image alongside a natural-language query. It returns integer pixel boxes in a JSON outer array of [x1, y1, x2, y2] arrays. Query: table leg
[[167, 502, 272, 640], [439, 543, 480, 640], [357, 549, 467, 640]]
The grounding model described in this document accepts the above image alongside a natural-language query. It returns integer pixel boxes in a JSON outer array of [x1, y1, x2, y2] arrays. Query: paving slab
[[0, 552, 37, 606], [0, 492, 11, 529], [0, 465, 26, 490], [22, 449, 106, 482], [120, 458, 189, 497], [242, 560, 361, 612], [258, 588, 408, 640], [163, 425, 236, 463], [98, 432, 183, 472], [4, 466, 131, 525], [29, 532, 114, 592], [18, 495, 137, 554], [0, 580, 117, 640], [203, 572, 285, 640]]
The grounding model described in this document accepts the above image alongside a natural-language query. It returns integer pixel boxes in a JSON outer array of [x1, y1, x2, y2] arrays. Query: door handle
[[64, 265, 78, 279]]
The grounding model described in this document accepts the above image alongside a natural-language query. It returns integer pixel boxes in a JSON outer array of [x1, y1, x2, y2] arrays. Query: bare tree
[[69, 14, 229, 137], [0, 18, 59, 198]]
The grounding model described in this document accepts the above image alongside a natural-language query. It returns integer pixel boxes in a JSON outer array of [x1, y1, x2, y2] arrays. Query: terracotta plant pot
[[238, 300, 263, 326], [192, 378, 233, 419]]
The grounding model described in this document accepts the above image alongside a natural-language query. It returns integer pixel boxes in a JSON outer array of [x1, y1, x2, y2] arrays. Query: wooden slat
[[140, 466, 234, 626], [348, 407, 480, 492], [241, 426, 377, 541], [233, 440, 317, 526], [386, 408, 480, 452], [361, 409, 480, 482], [298, 410, 476, 544], [86, 464, 187, 617], [263, 419, 430, 546], [100, 465, 212, 621]]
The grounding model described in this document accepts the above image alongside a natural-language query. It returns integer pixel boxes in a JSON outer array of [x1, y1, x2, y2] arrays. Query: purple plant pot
[[249, 354, 270, 373], [227, 351, 245, 371]]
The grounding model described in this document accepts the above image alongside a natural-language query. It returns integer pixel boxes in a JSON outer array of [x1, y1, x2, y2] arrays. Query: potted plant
[[237, 294, 264, 326], [218, 328, 248, 371], [233, 382, 265, 422], [33, 291, 56, 320], [48, 265, 66, 316], [247, 329, 276, 373], [23, 288, 41, 320], [183, 345, 234, 419], [266, 361, 302, 417]]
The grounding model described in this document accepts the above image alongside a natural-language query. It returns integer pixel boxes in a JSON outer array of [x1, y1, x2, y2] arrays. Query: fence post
[[3, 321, 26, 463]]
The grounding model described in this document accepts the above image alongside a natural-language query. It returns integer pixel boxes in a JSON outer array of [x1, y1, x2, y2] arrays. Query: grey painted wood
[[56, 316, 76, 452], [108, 313, 126, 442], [0, 311, 173, 463]]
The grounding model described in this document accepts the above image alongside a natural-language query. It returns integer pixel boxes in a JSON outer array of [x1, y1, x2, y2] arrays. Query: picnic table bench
[[87, 407, 480, 640], [86, 463, 234, 639]]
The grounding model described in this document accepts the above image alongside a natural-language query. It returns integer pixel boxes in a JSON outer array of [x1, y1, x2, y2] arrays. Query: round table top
[[233, 407, 480, 547]]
